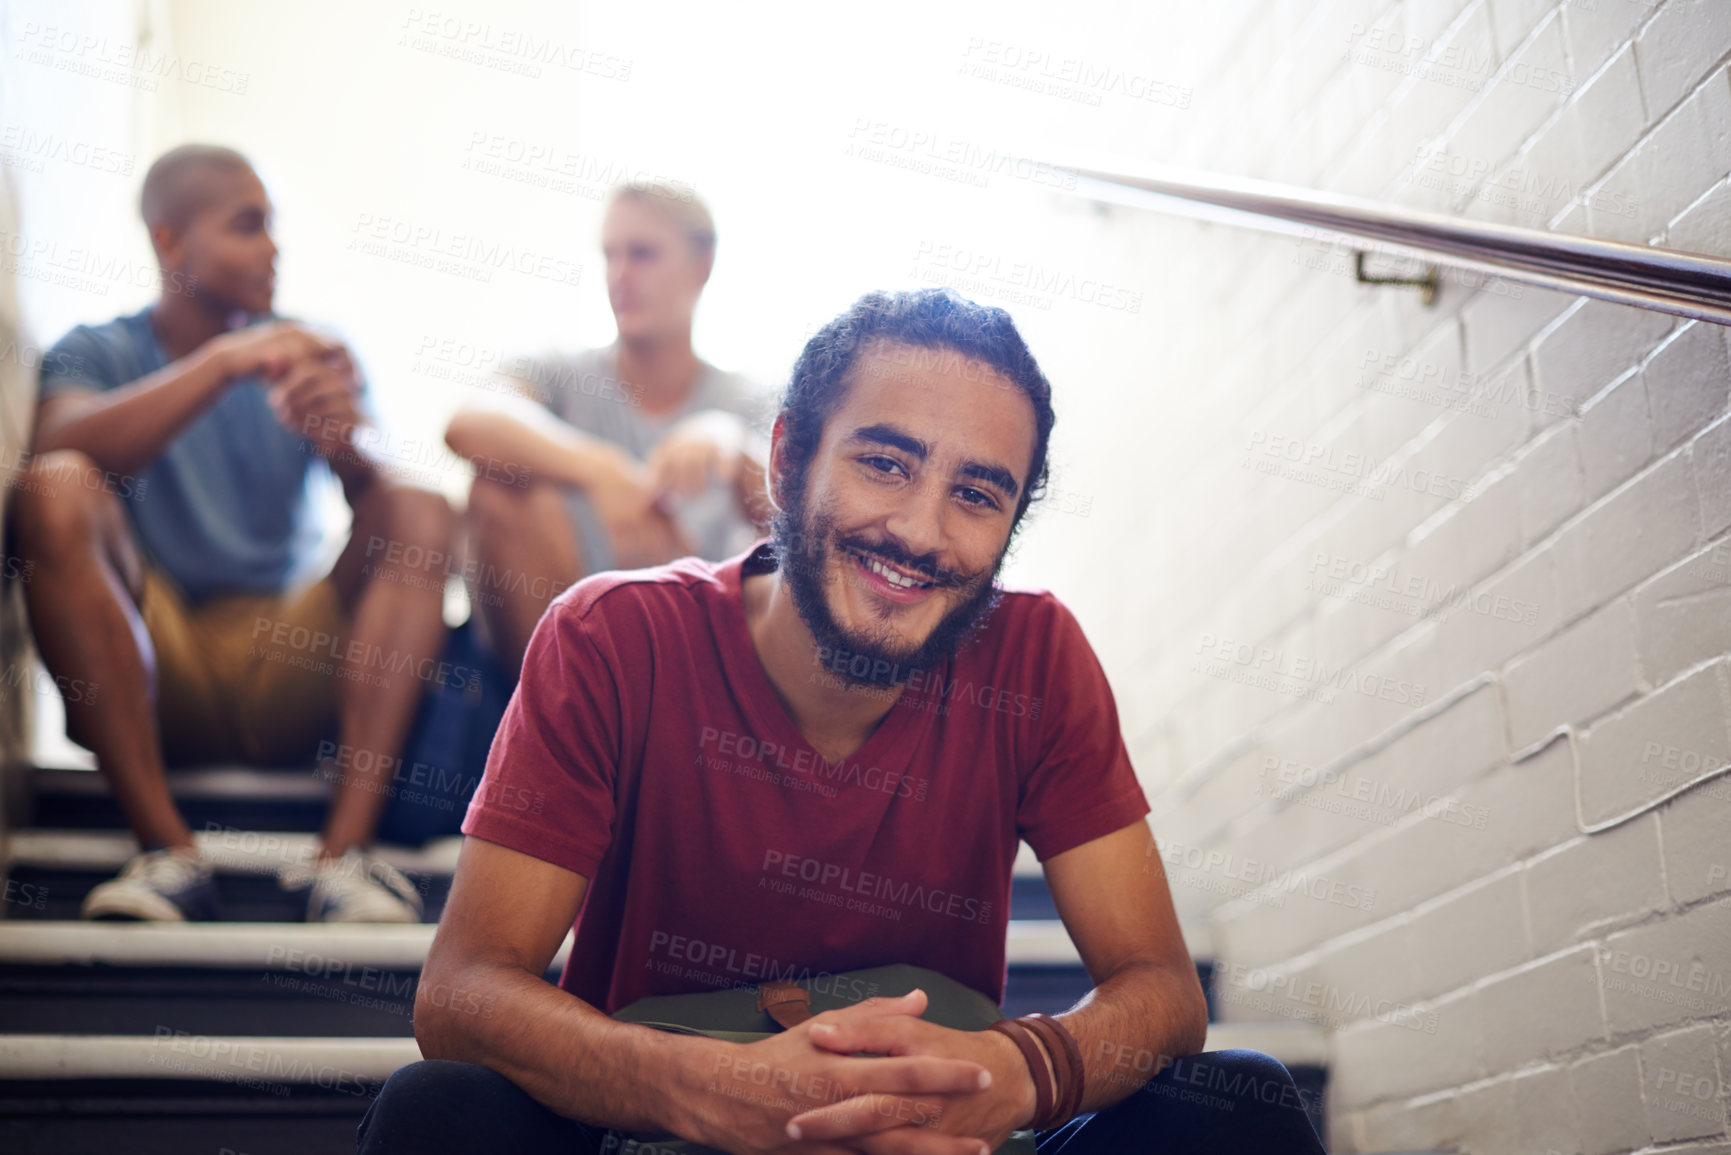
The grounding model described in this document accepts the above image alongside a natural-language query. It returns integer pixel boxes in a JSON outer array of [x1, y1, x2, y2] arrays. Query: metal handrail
[[1056, 160, 1731, 326]]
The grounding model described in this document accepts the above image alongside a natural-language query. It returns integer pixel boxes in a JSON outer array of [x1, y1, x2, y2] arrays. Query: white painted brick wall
[[1050, 0, 1731, 1146], [1569, 1045, 1650, 1155]]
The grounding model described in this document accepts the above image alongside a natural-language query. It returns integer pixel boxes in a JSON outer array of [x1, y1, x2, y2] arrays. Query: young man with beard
[[11, 144, 452, 922], [362, 290, 1328, 1153]]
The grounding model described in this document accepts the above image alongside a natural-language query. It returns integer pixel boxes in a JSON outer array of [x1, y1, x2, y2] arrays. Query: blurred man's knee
[[9, 448, 120, 552], [467, 476, 566, 542], [383, 484, 455, 548], [357, 1059, 566, 1154]]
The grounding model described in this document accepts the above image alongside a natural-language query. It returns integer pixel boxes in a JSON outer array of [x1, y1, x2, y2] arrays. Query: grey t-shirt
[[512, 344, 768, 564]]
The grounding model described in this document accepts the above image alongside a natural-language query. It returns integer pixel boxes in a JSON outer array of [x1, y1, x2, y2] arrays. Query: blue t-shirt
[[38, 307, 346, 603]]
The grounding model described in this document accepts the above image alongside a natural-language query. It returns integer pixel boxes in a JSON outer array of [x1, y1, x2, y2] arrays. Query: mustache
[[836, 534, 975, 589]]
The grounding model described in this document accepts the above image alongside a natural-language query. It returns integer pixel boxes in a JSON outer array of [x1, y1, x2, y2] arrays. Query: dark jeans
[[357, 1050, 1328, 1154]]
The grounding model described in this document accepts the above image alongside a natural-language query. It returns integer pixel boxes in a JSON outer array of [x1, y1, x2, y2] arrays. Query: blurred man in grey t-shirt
[[445, 183, 770, 672]]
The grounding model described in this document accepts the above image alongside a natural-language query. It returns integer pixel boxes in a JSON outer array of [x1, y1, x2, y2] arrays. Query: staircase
[[0, 764, 1352, 1154]]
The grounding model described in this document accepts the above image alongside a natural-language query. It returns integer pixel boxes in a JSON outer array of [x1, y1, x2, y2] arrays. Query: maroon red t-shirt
[[462, 540, 1149, 1013]]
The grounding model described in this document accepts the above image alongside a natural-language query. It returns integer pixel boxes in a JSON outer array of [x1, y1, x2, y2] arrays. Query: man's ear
[[149, 222, 183, 271], [765, 414, 789, 514]]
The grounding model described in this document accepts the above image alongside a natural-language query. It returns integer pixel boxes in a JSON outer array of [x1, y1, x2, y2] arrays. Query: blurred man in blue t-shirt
[[10, 144, 454, 923]]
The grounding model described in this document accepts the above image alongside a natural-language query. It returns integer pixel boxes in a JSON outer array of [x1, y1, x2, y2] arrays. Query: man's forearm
[[1051, 960, 1210, 1115], [444, 407, 625, 490], [415, 960, 722, 1137], [34, 344, 233, 476]]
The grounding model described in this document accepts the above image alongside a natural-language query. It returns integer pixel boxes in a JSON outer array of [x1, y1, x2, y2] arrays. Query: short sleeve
[[38, 326, 117, 400], [461, 598, 624, 878], [1015, 598, 1150, 860]]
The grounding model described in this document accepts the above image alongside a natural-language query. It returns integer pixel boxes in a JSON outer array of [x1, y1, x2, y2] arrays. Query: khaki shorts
[[141, 567, 349, 768]]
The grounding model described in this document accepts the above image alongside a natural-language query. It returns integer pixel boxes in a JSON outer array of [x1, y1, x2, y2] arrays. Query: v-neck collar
[[712, 541, 934, 773]]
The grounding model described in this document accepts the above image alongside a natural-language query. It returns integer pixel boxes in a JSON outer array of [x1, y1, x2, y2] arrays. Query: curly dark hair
[[772, 288, 1057, 534]]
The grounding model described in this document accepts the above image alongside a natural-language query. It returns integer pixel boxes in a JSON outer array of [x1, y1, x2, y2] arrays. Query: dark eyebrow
[[845, 423, 1021, 501], [959, 461, 1020, 501], [844, 423, 929, 460]]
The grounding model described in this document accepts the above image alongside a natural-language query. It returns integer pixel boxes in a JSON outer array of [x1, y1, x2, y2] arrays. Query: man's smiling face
[[774, 340, 1038, 686]]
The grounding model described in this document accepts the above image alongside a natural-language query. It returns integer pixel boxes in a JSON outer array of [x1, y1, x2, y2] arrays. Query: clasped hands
[[213, 320, 366, 458], [585, 410, 750, 567], [691, 989, 1036, 1155]]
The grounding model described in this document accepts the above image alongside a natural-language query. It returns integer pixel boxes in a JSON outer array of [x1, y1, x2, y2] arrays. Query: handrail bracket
[[1354, 251, 1440, 306]]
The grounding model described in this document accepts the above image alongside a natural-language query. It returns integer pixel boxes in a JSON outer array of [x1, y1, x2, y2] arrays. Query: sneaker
[[280, 848, 424, 924], [82, 847, 220, 921]]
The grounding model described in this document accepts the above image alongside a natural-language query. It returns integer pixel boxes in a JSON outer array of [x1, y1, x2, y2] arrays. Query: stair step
[[1, 1026, 1329, 1082], [28, 766, 334, 833], [5, 829, 461, 921], [0, 920, 1104, 1034], [4, 829, 1158, 930]]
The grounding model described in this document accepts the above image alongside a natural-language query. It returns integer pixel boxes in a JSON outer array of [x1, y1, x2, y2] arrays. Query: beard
[[771, 482, 1006, 690]]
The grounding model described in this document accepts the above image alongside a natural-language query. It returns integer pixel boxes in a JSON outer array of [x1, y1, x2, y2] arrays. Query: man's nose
[[882, 482, 947, 565]]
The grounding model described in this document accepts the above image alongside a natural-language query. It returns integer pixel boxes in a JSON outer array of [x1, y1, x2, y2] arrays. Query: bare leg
[[464, 478, 585, 675], [319, 481, 456, 858], [9, 450, 191, 850]]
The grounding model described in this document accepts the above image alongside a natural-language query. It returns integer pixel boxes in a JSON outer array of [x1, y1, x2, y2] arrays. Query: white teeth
[[855, 551, 931, 591]]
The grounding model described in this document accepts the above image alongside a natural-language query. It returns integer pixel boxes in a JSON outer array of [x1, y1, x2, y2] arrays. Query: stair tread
[[0, 1022, 1330, 1080], [31, 765, 326, 799], [0, 919, 1102, 968], [6, 829, 464, 875], [0, 1033, 419, 1081]]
